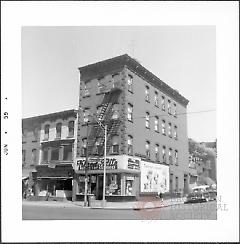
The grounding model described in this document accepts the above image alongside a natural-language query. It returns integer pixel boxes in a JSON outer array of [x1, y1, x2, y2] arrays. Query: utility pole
[[102, 124, 107, 207], [84, 122, 89, 207]]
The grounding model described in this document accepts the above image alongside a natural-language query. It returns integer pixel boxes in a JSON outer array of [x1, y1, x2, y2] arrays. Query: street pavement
[[22, 200, 217, 220]]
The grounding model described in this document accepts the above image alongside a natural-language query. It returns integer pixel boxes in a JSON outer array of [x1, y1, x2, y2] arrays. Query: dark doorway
[[97, 175, 103, 200]]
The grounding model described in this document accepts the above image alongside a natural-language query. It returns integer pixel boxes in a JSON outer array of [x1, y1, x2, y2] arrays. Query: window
[[112, 104, 120, 120], [173, 103, 177, 117], [146, 141, 150, 158], [83, 83, 90, 96], [162, 120, 166, 135], [68, 121, 75, 137], [127, 75, 133, 92], [56, 123, 62, 139], [127, 103, 133, 122], [162, 146, 166, 163], [127, 135, 133, 155], [63, 145, 73, 160], [95, 138, 103, 155], [155, 144, 159, 161], [154, 116, 159, 132], [174, 126, 178, 140], [111, 135, 119, 154], [145, 112, 150, 129], [33, 127, 38, 141], [44, 124, 50, 140], [168, 123, 172, 137], [32, 149, 37, 164], [97, 80, 104, 93], [145, 86, 150, 102], [161, 96, 165, 111], [22, 150, 26, 163], [169, 148, 173, 164], [82, 138, 87, 156], [83, 109, 90, 123], [174, 150, 178, 165], [154, 91, 159, 107], [168, 100, 171, 114], [51, 147, 59, 160], [175, 176, 179, 192], [43, 148, 48, 162]]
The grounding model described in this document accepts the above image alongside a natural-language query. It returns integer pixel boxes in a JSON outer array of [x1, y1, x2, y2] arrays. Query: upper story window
[[145, 86, 150, 102], [173, 103, 177, 117], [95, 137, 103, 155], [174, 150, 178, 165], [68, 121, 75, 137], [146, 141, 150, 158], [167, 100, 171, 114], [112, 104, 120, 120], [63, 145, 73, 161], [33, 127, 38, 141], [83, 83, 90, 97], [44, 124, 50, 140], [162, 120, 166, 135], [154, 116, 159, 132], [127, 135, 133, 155], [111, 135, 119, 154], [32, 149, 37, 164], [56, 123, 62, 139], [168, 122, 172, 137], [83, 109, 90, 123], [43, 148, 48, 162], [97, 79, 104, 93], [169, 148, 173, 164], [155, 144, 159, 161], [161, 96, 165, 111], [127, 103, 133, 122], [174, 125, 178, 140], [145, 112, 150, 129], [51, 147, 59, 161], [22, 150, 26, 163], [162, 145, 166, 163], [82, 138, 87, 156], [127, 75, 133, 92], [154, 91, 159, 107]]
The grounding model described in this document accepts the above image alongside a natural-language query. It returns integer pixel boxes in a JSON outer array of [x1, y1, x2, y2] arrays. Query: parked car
[[185, 185, 212, 204], [207, 189, 217, 201]]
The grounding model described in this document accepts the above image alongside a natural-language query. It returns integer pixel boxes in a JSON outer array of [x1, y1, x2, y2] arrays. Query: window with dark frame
[[155, 144, 159, 161], [127, 103, 133, 122], [173, 103, 177, 117], [175, 150, 178, 166], [174, 125, 178, 140], [162, 120, 166, 135], [44, 124, 50, 140], [56, 123, 62, 139], [146, 141, 150, 158], [83, 109, 90, 123], [145, 112, 150, 129], [154, 91, 159, 107], [82, 138, 87, 156], [154, 116, 159, 132], [127, 135, 133, 155], [127, 74, 133, 92], [111, 135, 119, 154], [169, 148, 173, 164], [32, 149, 37, 164], [161, 96, 165, 111], [162, 145, 166, 163], [68, 121, 75, 137], [51, 147, 59, 161], [84, 83, 90, 96], [145, 86, 150, 102], [168, 122, 172, 137], [168, 100, 171, 114]]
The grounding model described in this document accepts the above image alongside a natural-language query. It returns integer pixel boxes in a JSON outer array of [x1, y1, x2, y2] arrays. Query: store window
[[106, 174, 121, 196], [169, 148, 173, 164], [168, 100, 171, 114], [51, 147, 59, 161], [83, 109, 90, 123], [126, 178, 134, 196], [175, 150, 178, 166], [168, 122, 172, 137], [174, 126, 178, 140], [162, 146, 166, 163], [111, 135, 119, 154], [146, 141, 150, 158], [63, 145, 73, 161], [155, 144, 159, 161], [161, 96, 165, 111], [162, 120, 166, 135], [44, 124, 50, 140], [154, 91, 159, 107], [145, 112, 150, 129], [56, 123, 62, 139], [154, 116, 159, 132], [82, 138, 87, 156], [128, 135, 133, 155], [32, 149, 37, 164], [127, 74, 133, 92], [68, 121, 74, 137], [127, 103, 133, 122], [145, 86, 150, 102]]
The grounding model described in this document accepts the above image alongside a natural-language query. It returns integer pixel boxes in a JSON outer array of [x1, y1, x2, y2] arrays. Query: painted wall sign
[[76, 158, 117, 171], [128, 158, 140, 170]]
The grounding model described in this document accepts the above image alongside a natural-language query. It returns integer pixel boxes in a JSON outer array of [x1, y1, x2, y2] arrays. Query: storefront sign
[[140, 161, 169, 193], [76, 158, 117, 171], [128, 158, 140, 170]]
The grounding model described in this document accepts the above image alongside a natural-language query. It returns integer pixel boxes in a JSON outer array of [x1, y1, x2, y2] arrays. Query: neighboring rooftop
[[78, 54, 189, 107]]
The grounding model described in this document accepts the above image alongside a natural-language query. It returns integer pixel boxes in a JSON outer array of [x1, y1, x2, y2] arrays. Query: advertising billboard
[[140, 161, 169, 193]]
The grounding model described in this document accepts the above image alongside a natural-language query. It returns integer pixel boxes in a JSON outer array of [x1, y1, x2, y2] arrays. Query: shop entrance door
[[97, 175, 103, 200]]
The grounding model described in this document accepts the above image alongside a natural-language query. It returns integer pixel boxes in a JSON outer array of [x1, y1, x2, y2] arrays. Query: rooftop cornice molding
[[78, 54, 189, 107]]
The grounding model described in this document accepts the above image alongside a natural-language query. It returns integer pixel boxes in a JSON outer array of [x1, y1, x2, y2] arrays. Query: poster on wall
[[140, 161, 169, 193]]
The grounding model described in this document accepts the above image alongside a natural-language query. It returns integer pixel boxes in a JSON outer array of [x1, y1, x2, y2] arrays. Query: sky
[[22, 26, 216, 142]]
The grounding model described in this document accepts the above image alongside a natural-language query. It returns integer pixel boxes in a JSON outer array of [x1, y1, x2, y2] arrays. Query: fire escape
[[86, 80, 123, 157]]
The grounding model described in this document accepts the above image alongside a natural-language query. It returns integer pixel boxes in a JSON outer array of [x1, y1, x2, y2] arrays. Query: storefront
[[35, 164, 74, 200], [73, 155, 141, 201]]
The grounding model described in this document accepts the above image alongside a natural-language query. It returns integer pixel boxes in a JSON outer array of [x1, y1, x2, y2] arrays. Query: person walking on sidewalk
[[157, 188, 163, 202]]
